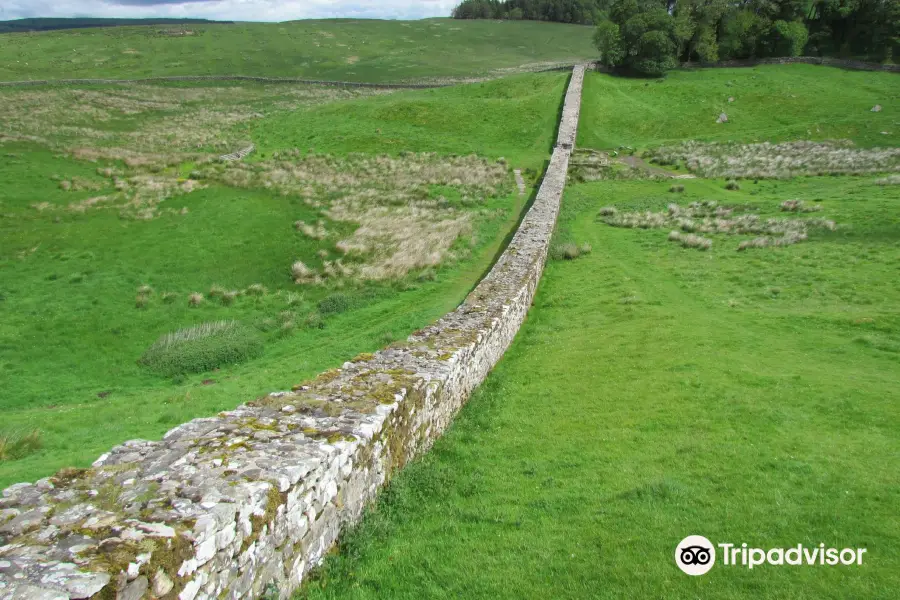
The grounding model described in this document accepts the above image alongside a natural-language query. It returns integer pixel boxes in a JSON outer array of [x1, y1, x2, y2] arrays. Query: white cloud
[[0, 0, 457, 22]]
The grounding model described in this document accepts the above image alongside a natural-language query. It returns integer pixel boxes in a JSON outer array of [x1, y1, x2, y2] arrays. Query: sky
[[0, 0, 457, 22]]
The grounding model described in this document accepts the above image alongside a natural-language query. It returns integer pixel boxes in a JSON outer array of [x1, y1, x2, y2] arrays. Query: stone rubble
[[0, 64, 586, 600]]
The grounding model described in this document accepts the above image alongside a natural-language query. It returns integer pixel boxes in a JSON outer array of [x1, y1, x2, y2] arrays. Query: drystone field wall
[[0, 63, 587, 89], [0, 64, 586, 600]]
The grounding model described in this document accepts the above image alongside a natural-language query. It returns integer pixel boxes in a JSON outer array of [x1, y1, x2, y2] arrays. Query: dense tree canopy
[[451, 0, 607, 24], [453, 0, 900, 74]]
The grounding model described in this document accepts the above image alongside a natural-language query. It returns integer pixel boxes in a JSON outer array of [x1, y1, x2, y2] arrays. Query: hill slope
[[0, 18, 596, 83]]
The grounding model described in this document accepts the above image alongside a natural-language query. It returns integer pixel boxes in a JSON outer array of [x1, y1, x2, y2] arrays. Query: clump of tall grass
[[188, 292, 204, 307], [668, 231, 712, 250], [598, 206, 618, 216], [647, 140, 900, 178], [0, 429, 43, 461], [725, 180, 740, 191], [669, 184, 685, 193], [137, 284, 153, 295], [162, 291, 178, 304], [135, 294, 149, 309], [605, 201, 836, 251], [291, 261, 313, 283], [781, 199, 822, 213], [245, 283, 268, 297], [318, 293, 354, 315], [221, 290, 239, 306], [550, 242, 592, 260], [138, 320, 263, 377]]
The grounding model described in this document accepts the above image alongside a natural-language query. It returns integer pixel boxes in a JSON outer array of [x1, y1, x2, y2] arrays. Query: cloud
[[0, 1, 457, 22]]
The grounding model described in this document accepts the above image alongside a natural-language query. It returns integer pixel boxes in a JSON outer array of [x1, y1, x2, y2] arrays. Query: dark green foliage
[[594, 1, 680, 76], [452, 0, 605, 24], [138, 321, 263, 377], [593, 0, 897, 77], [318, 293, 355, 315]]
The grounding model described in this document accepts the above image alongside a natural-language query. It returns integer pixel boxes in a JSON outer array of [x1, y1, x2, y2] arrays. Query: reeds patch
[[647, 140, 900, 178], [602, 201, 837, 251], [0, 430, 42, 462], [138, 320, 263, 377]]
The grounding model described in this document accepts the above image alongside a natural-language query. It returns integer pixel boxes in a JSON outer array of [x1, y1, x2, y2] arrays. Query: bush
[[669, 184, 685, 193], [138, 321, 263, 377], [0, 429, 42, 461], [551, 242, 591, 260], [162, 291, 178, 304], [725, 180, 741, 191], [318, 293, 354, 315]]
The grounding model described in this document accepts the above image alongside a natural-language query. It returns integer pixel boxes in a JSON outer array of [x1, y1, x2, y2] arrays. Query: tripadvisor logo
[[675, 536, 868, 575], [675, 535, 716, 576]]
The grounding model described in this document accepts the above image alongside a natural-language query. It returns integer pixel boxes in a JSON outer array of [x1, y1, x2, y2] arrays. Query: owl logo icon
[[675, 536, 716, 575]]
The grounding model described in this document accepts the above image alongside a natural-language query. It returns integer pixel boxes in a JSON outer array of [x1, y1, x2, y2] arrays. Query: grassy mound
[[138, 321, 263, 377], [578, 64, 899, 150]]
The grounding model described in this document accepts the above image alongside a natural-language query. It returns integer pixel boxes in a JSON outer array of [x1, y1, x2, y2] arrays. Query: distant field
[[578, 64, 899, 150], [0, 18, 596, 82], [0, 72, 568, 487]]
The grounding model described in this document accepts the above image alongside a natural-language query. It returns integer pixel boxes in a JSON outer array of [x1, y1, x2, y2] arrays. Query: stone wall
[[0, 64, 585, 600], [0, 63, 587, 89]]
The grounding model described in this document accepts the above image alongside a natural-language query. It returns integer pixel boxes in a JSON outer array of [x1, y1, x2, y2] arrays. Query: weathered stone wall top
[[0, 65, 587, 600], [556, 64, 585, 149]]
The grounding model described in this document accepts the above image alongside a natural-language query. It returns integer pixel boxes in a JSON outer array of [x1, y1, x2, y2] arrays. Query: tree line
[[452, 0, 606, 24], [452, 0, 900, 75]]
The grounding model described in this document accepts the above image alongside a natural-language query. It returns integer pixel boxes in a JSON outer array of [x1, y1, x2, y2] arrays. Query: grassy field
[[295, 64, 900, 598], [578, 64, 899, 150], [0, 18, 596, 82], [299, 174, 900, 599], [0, 72, 569, 487]]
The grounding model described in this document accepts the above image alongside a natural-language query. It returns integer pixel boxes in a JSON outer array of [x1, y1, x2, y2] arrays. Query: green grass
[[578, 64, 900, 150], [298, 174, 900, 599], [252, 72, 569, 170], [0, 72, 571, 486], [0, 18, 596, 82], [0, 142, 528, 487]]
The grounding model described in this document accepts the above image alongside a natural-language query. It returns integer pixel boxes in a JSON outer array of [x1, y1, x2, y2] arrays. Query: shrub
[[188, 292, 204, 307], [780, 199, 822, 213], [138, 321, 263, 377], [292, 261, 313, 282], [725, 180, 741, 191], [669, 184, 685, 193], [246, 283, 268, 296], [0, 429, 42, 461], [598, 206, 617, 216], [135, 294, 148, 309], [318, 293, 353, 315], [305, 312, 326, 329], [162, 291, 177, 304], [579, 243, 593, 255], [137, 284, 153, 295], [221, 291, 239, 306], [208, 285, 225, 299]]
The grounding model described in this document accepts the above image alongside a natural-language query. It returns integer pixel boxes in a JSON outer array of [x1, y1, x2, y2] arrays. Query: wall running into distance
[[0, 65, 586, 600]]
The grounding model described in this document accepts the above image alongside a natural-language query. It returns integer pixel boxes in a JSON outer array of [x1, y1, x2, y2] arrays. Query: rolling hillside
[[0, 18, 597, 83]]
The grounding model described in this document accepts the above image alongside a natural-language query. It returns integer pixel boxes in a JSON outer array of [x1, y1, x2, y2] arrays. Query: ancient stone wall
[[0, 64, 585, 600], [0, 63, 586, 89]]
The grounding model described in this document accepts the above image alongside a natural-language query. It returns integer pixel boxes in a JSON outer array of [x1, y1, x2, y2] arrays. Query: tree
[[595, 0, 679, 75]]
